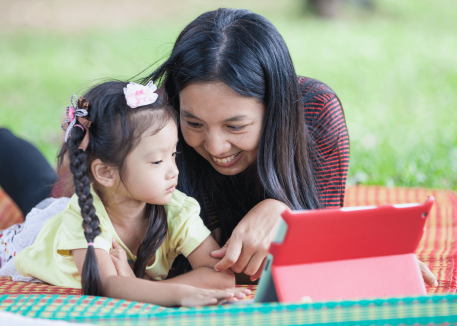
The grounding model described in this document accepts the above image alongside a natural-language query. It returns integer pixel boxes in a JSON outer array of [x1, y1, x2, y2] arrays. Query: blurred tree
[[307, 0, 341, 18], [307, 0, 375, 18]]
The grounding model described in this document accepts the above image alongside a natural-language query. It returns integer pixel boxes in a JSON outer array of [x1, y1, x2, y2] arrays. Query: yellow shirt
[[14, 189, 211, 288]]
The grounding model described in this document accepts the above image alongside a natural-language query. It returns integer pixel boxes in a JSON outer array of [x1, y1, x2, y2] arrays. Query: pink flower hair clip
[[123, 81, 158, 109], [61, 95, 89, 142]]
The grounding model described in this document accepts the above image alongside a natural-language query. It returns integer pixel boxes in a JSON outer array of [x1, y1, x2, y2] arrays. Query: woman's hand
[[418, 259, 438, 287], [110, 238, 135, 278], [211, 199, 288, 281], [179, 286, 250, 307]]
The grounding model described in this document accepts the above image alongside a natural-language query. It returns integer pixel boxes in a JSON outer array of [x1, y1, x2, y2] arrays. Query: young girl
[[0, 81, 249, 306]]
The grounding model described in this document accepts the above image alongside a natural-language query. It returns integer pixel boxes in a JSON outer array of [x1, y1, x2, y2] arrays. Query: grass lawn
[[0, 0, 455, 191]]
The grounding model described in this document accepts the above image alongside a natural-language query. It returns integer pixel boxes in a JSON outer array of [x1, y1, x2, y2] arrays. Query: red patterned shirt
[[298, 76, 349, 208]]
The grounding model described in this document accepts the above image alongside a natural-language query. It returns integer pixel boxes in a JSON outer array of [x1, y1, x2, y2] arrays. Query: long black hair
[[58, 81, 176, 296], [144, 8, 322, 246]]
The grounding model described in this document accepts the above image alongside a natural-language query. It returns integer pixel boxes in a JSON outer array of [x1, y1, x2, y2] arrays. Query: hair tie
[[87, 242, 94, 247], [74, 124, 85, 132], [61, 95, 90, 142], [123, 81, 158, 108]]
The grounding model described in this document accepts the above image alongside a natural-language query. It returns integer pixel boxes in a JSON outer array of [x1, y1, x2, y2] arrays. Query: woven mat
[[1, 185, 457, 325], [0, 294, 456, 325], [1, 185, 456, 296]]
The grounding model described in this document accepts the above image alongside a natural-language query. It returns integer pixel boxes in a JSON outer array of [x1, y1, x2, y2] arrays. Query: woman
[[146, 8, 346, 280], [146, 8, 437, 287]]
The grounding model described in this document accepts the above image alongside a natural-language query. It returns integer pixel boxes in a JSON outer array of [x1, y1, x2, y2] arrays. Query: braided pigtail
[[68, 125, 103, 296]]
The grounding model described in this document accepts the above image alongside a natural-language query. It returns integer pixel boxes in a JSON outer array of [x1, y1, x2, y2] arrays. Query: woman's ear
[[91, 159, 118, 187]]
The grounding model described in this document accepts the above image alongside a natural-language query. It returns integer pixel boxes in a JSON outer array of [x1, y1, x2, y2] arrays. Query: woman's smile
[[211, 152, 242, 167]]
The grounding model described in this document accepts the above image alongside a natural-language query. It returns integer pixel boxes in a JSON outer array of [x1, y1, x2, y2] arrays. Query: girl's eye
[[172, 151, 181, 157], [152, 160, 163, 165], [227, 125, 246, 131], [186, 121, 202, 128]]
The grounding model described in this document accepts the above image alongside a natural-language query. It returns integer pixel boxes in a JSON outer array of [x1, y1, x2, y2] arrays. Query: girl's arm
[[159, 235, 235, 289], [73, 248, 247, 307], [110, 235, 236, 289]]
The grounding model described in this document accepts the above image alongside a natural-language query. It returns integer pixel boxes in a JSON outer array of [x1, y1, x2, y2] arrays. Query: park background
[[0, 0, 455, 191]]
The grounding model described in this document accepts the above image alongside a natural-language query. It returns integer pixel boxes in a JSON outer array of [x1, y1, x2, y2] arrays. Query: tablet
[[251, 196, 434, 303]]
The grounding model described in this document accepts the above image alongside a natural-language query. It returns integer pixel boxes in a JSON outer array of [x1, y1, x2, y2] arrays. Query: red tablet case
[[269, 197, 434, 302]]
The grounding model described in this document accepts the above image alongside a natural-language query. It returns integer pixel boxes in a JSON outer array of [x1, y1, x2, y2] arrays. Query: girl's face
[[179, 82, 265, 176], [122, 119, 179, 205]]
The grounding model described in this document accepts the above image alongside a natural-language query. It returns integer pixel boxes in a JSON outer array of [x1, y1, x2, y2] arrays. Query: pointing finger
[[211, 239, 230, 258], [214, 238, 242, 272]]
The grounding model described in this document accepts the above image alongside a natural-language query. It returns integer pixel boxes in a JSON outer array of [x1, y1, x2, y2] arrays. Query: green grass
[[0, 0, 455, 191]]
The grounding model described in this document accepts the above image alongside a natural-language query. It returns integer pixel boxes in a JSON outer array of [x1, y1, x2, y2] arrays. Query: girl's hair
[[58, 81, 177, 296], [144, 7, 322, 249]]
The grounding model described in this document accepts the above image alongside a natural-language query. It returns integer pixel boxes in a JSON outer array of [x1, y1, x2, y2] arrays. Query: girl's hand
[[211, 199, 288, 281], [418, 259, 438, 287], [179, 286, 250, 307], [110, 238, 135, 278]]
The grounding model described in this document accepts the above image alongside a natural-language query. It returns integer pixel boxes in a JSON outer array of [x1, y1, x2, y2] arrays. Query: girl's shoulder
[[57, 188, 113, 254], [164, 190, 200, 222], [59, 188, 112, 244], [163, 190, 210, 257], [63, 188, 109, 222]]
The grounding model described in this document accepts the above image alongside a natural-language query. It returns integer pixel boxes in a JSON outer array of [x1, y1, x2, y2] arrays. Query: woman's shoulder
[[297, 76, 339, 110], [297, 76, 344, 128], [297, 76, 336, 98]]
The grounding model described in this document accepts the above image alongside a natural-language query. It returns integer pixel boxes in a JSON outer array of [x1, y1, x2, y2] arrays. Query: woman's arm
[[211, 199, 287, 281], [73, 247, 247, 306]]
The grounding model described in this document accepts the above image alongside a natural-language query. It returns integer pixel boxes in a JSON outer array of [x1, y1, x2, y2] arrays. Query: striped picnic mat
[[1, 185, 456, 325], [1, 185, 455, 296], [0, 293, 456, 325]]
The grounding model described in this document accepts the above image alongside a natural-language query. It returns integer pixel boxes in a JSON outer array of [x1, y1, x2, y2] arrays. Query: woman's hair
[[144, 8, 322, 245], [58, 81, 177, 296]]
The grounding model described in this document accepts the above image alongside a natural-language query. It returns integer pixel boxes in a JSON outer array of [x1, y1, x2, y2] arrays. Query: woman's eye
[[152, 160, 163, 165], [186, 121, 202, 128], [227, 125, 246, 131], [172, 151, 181, 157]]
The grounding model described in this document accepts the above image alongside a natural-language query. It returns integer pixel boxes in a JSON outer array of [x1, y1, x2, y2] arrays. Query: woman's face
[[179, 82, 265, 176]]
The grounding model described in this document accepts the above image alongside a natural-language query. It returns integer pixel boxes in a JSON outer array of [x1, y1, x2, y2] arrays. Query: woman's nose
[[204, 131, 230, 157]]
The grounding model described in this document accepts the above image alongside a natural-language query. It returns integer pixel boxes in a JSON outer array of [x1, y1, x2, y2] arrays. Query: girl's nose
[[167, 161, 179, 180], [204, 131, 230, 157]]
